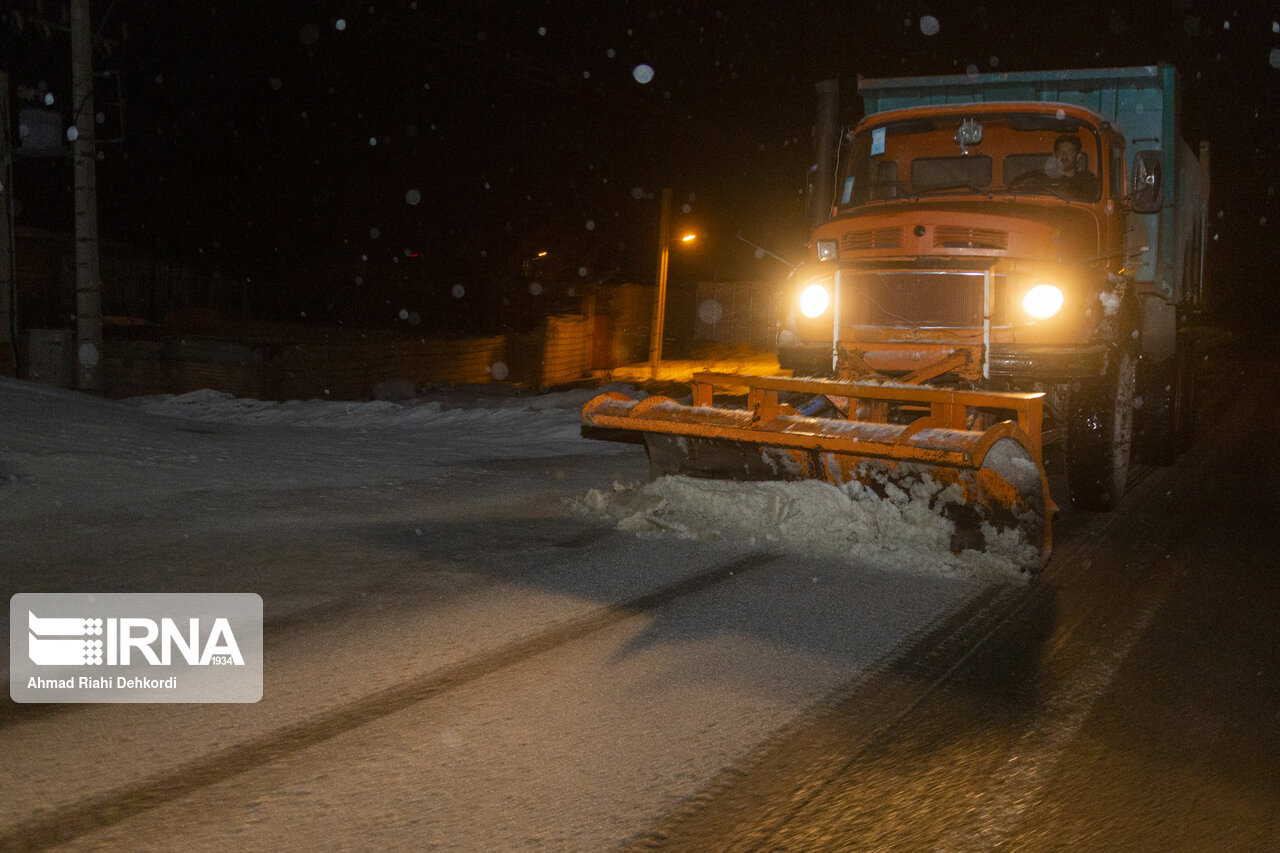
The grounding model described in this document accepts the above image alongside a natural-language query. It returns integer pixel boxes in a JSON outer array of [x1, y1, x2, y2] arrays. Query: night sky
[[5, 1, 1279, 330]]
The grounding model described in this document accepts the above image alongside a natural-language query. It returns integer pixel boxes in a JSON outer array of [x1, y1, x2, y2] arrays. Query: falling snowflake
[[632, 64, 655, 84], [78, 342, 100, 369], [919, 15, 940, 36]]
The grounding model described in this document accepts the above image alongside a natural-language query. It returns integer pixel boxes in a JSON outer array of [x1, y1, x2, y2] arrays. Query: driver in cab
[[1053, 134, 1100, 201]]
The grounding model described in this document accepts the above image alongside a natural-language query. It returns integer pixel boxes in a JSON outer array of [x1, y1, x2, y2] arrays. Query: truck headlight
[[1022, 283, 1064, 319], [800, 284, 831, 318], [815, 239, 838, 261]]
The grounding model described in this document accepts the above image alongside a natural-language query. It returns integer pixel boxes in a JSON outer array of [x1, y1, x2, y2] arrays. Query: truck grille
[[932, 226, 1009, 250], [842, 228, 904, 251], [844, 270, 1006, 327]]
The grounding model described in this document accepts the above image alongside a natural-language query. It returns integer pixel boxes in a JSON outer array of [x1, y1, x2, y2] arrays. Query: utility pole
[[71, 0, 103, 392], [648, 187, 672, 379], [0, 71, 15, 377]]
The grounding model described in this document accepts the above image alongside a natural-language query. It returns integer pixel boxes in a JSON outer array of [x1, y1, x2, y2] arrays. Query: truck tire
[[1134, 357, 1176, 465], [1067, 350, 1135, 511], [1171, 330, 1197, 453], [1133, 331, 1196, 465]]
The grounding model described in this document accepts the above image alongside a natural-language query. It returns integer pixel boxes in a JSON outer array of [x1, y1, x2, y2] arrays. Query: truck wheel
[[1134, 357, 1176, 465], [1067, 350, 1135, 511], [1171, 330, 1197, 453], [1133, 332, 1196, 465]]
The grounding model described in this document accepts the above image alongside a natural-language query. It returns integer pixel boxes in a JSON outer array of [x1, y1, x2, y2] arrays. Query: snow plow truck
[[582, 65, 1209, 569]]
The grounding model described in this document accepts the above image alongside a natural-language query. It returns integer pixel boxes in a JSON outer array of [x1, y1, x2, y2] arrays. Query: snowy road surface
[[2, 334, 1277, 851], [1, 377, 1005, 850], [622, 337, 1280, 850]]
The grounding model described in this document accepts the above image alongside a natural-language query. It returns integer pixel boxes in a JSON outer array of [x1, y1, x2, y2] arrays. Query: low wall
[[91, 316, 591, 400], [505, 314, 592, 389]]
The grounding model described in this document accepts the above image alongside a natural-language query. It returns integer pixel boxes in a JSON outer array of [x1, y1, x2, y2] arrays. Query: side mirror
[[804, 163, 820, 226], [1130, 150, 1163, 214]]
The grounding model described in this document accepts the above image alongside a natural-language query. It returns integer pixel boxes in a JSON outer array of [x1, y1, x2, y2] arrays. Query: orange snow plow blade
[[583, 372, 1055, 568]]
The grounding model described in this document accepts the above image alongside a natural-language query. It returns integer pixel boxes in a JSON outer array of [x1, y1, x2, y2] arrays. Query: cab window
[[1108, 144, 1125, 200]]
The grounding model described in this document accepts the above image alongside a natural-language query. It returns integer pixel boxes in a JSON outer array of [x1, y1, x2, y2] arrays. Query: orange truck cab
[[780, 65, 1209, 510]]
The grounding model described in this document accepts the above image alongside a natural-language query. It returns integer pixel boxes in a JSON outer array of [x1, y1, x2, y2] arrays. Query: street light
[[649, 188, 697, 379]]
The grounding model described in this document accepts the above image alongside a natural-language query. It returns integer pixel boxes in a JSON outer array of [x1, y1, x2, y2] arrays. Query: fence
[[690, 280, 781, 351], [97, 319, 597, 401]]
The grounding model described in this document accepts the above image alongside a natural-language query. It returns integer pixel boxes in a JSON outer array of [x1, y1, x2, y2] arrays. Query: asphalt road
[[2, 334, 1276, 851]]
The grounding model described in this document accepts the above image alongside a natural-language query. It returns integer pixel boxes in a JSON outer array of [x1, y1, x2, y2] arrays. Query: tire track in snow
[[621, 579, 1031, 851], [0, 552, 779, 852], [932, 588, 1168, 852], [624, 462, 1183, 851]]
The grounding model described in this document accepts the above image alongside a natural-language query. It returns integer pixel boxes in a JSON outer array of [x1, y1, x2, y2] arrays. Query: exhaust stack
[[810, 79, 840, 230]]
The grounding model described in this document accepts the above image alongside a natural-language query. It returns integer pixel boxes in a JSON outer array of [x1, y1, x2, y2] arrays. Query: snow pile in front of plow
[[579, 475, 1036, 583]]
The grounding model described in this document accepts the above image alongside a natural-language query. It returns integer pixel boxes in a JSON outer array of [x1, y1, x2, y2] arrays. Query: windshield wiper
[[909, 182, 994, 199], [1004, 184, 1076, 203]]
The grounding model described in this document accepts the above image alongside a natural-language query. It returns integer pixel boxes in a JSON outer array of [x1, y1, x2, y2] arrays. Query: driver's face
[[1055, 142, 1080, 176]]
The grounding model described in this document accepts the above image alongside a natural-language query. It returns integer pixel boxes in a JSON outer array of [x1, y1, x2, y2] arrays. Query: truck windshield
[[836, 113, 1103, 207]]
